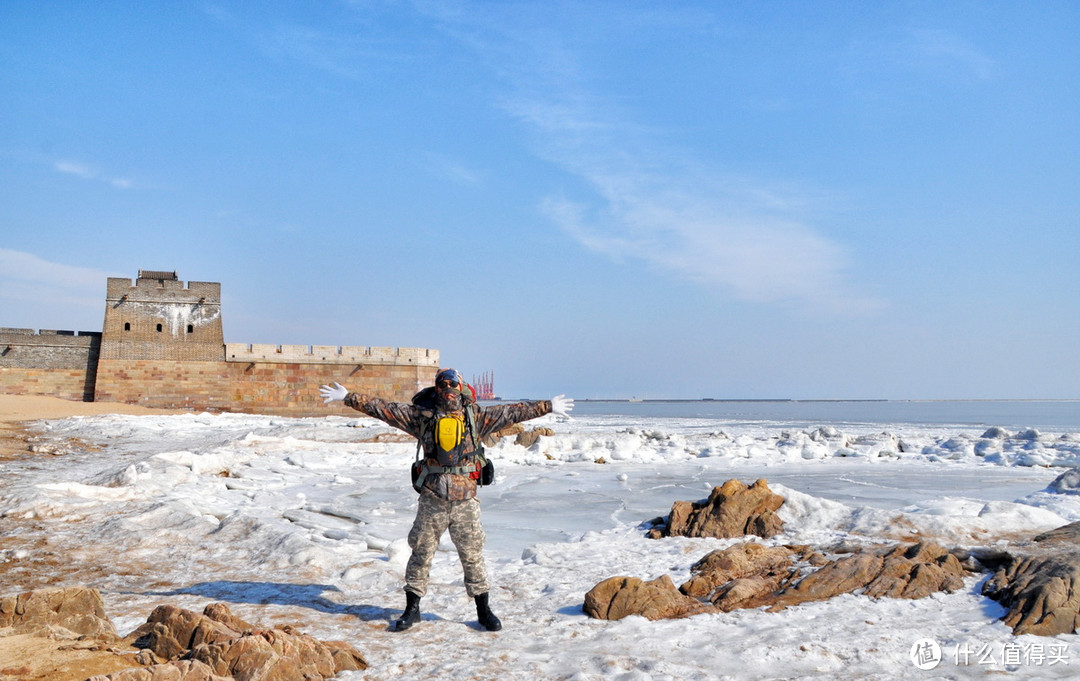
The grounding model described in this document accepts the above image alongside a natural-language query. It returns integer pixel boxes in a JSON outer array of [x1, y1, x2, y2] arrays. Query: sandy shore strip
[[0, 394, 185, 423], [0, 394, 185, 459]]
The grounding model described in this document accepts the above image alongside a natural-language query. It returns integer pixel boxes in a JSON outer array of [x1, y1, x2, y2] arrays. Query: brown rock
[[190, 629, 337, 681], [680, 542, 797, 601], [654, 479, 786, 539], [0, 593, 367, 680], [584, 540, 968, 623], [127, 605, 243, 661], [1033, 520, 1080, 545], [87, 660, 229, 681], [983, 551, 1080, 636], [202, 602, 256, 632], [482, 424, 524, 446], [584, 575, 711, 621], [515, 427, 556, 449], [0, 586, 118, 639], [777, 552, 885, 606], [866, 542, 966, 599], [125, 603, 367, 679], [323, 639, 369, 672], [775, 541, 965, 608], [709, 575, 783, 611]]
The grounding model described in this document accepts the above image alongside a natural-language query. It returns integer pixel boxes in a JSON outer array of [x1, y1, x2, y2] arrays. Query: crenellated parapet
[[225, 343, 439, 366], [0, 328, 101, 369]]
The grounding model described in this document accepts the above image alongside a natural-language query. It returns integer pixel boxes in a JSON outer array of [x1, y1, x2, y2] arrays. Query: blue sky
[[2, 1, 1078, 400]]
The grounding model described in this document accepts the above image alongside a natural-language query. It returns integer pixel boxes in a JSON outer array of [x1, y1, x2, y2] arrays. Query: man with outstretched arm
[[320, 368, 573, 632]]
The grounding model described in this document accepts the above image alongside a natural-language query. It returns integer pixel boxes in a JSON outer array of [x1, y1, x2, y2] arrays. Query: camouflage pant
[[404, 493, 489, 598]]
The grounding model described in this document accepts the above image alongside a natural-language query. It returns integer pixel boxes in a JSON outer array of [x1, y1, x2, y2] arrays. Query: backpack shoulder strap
[[415, 409, 435, 461], [463, 404, 481, 448]]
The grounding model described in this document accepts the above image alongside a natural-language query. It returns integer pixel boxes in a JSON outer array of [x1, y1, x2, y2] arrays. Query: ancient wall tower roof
[[100, 271, 224, 361]]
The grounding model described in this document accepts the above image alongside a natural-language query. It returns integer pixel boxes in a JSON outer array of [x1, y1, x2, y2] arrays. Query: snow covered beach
[[3, 399, 1080, 680]]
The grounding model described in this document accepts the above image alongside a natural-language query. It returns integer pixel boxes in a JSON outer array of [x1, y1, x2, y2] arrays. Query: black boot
[[475, 592, 502, 632], [393, 590, 421, 632]]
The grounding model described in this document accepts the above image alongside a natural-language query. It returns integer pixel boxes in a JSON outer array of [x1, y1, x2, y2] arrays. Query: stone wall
[[225, 360, 434, 416], [0, 328, 101, 401], [0, 271, 442, 415], [92, 359, 234, 411], [91, 358, 436, 415]]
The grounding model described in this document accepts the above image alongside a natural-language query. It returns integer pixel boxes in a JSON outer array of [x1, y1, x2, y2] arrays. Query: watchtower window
[[187, 324, 194, 334], [124, 322, 131, 331], [156, 324, 163, 332]]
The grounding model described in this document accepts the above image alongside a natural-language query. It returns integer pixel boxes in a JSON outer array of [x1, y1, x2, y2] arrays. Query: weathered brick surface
[[0, 367, 96, 402], [92, 359, 435, 415], [226, 361, 434, 416], [1, 329, 100, 367], [94, 359, 234, 411]]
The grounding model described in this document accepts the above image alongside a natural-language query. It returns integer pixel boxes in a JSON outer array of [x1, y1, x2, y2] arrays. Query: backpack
[[409, 384, 493, 492]]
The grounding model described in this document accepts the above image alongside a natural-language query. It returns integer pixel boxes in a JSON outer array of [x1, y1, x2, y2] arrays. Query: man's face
[[436, 378, 463, 412]]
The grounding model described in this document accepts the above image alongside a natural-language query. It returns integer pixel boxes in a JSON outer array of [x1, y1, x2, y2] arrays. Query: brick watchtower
[[100, 270, 224, 361], [94, 270, 230, 408]]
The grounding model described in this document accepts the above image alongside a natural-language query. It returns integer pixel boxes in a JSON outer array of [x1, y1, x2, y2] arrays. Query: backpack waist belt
[[420, 461, 480, 477], [411, 458, 484, 493]]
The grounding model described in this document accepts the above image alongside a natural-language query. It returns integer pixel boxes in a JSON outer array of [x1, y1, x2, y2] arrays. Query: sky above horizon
[[2, 1, 1078, 401]]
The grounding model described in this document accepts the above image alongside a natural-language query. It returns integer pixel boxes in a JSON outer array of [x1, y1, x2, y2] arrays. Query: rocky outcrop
[[773, 541, 965, 607], [586, 540, 967, 621], [116, 602, 367, 681], [0, 586, 118, 639], [981, 520, 1080, 636], [87, 660, 229, 681], [983, 552, 1080, 636], [647, 479, 785, 540], [584, 575, 711, 621], [128, 604, 252, 662], [679, 542, 811, 610], [514, 426, 555, 449], [0, 587, 367, 681], [482, 424, 556, 448], [483, 424, 524, 446]]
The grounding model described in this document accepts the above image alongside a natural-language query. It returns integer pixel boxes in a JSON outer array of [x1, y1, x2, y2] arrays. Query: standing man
[[320, 368, 573, 632]]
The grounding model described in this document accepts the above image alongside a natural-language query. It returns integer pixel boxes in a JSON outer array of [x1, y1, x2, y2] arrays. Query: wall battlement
[[106, 270, 222, 300], [1, 328, 102, 339], [225, 343, 439, 365], [1, 270, 439, 413]]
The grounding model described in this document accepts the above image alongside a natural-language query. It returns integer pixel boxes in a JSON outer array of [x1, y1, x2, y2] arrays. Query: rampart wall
[[0, 328, 101, 401], [0, 271, 440, 415]]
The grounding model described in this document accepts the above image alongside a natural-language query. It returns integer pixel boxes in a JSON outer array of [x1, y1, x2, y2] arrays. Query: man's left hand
[[320, 382, 349, 403]]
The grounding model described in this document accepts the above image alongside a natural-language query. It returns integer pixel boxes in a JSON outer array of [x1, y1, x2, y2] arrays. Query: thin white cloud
[[0, 250, 116, 309], [908, 28, 995, 81], [54, 159, 135, 189], [422, 153, 484, 186], [0, 251, 121, 332], [505, 85, 879, 314], [542, 169, 883, 315], [202, 1, 411, 82], [425, 3, 883, 315], [847, 26, 995, 84]]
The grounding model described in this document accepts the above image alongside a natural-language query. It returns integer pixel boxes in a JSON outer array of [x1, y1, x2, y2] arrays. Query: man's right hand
[[551, 394, 574, 417]]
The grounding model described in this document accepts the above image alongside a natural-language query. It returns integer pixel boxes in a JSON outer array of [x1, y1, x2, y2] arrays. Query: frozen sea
[[3, 399, 1080, 680]]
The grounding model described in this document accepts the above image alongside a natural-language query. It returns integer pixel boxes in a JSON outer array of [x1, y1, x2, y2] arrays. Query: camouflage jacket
[[344, 394, 551, 501]]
